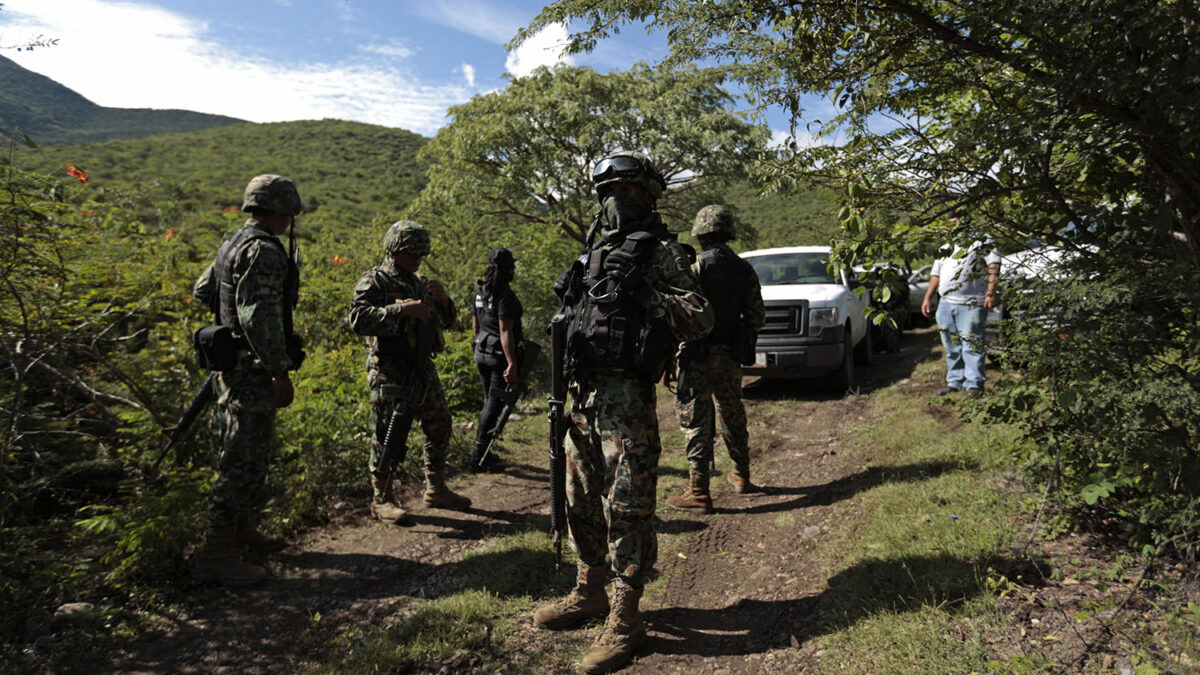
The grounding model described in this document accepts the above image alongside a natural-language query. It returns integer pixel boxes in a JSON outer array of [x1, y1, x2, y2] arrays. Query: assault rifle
[[547, 313, 569, 570], [373, 313, 435, 493], [153, 373, 216, 472], [476, 341, 542, 469]]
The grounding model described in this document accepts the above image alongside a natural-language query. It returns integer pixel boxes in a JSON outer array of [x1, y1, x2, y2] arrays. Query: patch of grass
[[803, 597, 1009, 673], [317, 530, 588, 674], [799, 357, 1036, 672]]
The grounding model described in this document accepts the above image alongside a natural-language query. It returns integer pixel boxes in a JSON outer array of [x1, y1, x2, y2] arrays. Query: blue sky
[[0, 0, 819, 142]]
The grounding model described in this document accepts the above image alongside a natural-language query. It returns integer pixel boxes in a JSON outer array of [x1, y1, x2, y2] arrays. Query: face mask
[[601, 192, 652, 232]]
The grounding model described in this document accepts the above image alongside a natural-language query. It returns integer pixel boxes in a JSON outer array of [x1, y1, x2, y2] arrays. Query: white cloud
[[362, 42, 416, 60], [0, 0, 471, 135], [505, 22, 572, 78], [406, 0, 524, 44], [459, 63, 476, 88]]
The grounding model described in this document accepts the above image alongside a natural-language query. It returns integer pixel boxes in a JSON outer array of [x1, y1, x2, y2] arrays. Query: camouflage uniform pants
[[676, 345, 750, 472], [367, 362, 452, 482], [565, 373, 661, 587], [209, 368, 276, 531]]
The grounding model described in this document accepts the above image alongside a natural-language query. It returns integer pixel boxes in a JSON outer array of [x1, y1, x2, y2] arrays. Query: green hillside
[[0, 54, 244, 145], [722, 180, 841, 250], [15, 118, 431, 238]]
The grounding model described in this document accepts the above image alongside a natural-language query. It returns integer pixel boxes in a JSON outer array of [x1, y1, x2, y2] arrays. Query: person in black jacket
[[469, 246, 523, 472]]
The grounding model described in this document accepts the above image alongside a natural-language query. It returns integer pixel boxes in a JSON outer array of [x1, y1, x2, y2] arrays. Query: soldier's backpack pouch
[[731, 321, 758, 366], [193, 325, 239, 372], [473, 332, 506, 369]]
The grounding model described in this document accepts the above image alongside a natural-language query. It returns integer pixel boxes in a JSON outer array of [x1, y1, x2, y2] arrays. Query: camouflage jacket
[[193, 218, 292, 378], [348, 258, 456, 377], [641, 236, 713, 344]]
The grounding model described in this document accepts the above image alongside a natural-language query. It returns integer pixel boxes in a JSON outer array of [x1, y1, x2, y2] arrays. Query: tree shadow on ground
[[405, 506, 542, 540], [715, 459, 965, 516], [644, 552, 1046, 660]]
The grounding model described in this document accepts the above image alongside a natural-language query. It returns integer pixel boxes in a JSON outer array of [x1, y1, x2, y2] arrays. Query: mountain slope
[[17, 118, 431, 238], [0, 54, 243, 145]]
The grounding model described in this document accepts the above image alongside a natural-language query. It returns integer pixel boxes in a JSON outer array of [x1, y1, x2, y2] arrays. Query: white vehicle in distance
[[740, 246, 873, 392]]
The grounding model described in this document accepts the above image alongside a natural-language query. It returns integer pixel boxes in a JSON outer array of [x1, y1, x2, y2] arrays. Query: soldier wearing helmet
[[533, 153, 713, 672], [667, 205, 765, 515], [190, 174, 305, 586], [348, 220, 471, 525]]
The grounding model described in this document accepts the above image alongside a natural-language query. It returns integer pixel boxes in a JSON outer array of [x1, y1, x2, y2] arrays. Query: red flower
[[164, 227, 178, 240], [331, 255, 349, 266], [66, 164, 90, 184]]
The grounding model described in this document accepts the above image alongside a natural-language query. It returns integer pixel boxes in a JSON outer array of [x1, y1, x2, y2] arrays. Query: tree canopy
[[409, 63, 771, 245]]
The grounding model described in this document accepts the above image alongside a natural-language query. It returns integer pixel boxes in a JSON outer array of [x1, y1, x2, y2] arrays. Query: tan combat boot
[[580, 582, 647, 673], [234, 512, 288, 553], [666, 468, 715, 513], [370, 477, 411, 524], [422, 471, 471, 511], [192, 526, 269, 587], [533, 563, 610, 629], [726, 461, 755, 494]]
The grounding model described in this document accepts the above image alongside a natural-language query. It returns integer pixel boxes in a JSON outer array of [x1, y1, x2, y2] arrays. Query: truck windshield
[[748, 253, 836, 285]]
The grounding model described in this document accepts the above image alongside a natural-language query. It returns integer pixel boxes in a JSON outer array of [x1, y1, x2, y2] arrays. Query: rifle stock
[[548, 314, 569, 570], [153, 373, 216, 473]]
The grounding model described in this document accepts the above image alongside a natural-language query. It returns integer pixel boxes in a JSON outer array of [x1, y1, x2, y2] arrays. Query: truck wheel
[[825, 329, 855, 394], [853, 322, 873, 366]]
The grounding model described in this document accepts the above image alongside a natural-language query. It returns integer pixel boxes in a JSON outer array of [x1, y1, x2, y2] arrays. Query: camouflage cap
[[241, 174, 303, 216], [383, 220, 432, 257], [591, 151, 667, 202], [691, 204, 737, 239]]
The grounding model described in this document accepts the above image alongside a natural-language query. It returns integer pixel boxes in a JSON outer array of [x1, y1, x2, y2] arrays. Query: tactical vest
[[559, 230, 675, 380], [698, 245, 755, 344], [473, 283, 504, 361], [210, 223, 300, 346]]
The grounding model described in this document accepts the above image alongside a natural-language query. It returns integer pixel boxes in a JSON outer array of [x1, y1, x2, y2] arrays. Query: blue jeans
[[936, 300, 988, 390]]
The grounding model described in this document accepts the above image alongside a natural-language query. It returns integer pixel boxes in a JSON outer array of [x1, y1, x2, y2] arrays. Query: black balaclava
[[600, 190, 654, 236]]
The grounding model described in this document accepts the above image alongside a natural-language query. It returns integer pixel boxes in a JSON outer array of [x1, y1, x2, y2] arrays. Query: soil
[[87, 328, 1184, 673]]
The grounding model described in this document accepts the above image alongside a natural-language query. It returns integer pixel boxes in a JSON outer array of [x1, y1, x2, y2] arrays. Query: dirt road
[[106, 330, 940, 673]]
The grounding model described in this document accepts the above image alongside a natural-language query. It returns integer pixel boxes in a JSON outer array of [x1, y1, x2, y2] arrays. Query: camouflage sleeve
[[744, 265, 766, 331], [348, 269, 406, 337], [193, 263, 216, 306], [234, 240, 290, 377], [417, 274, 457, 329], [646, 241, 713, 343]]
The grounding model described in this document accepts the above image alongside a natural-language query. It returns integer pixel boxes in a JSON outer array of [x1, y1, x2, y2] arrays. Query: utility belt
[[193, 325, 305, 372]]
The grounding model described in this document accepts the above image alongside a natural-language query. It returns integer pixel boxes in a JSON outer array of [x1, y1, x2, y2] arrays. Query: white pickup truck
[[740, 246, 873, 392]]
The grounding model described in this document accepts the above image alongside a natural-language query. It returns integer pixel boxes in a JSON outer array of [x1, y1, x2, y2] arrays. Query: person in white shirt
[[921, 240, 1001, 396]]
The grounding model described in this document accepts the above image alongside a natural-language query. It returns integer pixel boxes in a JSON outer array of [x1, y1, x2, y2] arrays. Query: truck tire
[[853, 322, 873, 366], [825, 329, 855, 394]]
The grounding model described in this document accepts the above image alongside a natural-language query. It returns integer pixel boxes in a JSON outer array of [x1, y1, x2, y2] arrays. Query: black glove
[[603, 248, 644, 291]]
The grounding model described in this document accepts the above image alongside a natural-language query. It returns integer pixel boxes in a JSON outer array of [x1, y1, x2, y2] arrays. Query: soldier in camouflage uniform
[[348, 221, 471, 525], [667, 205, 766, 513], [191, 174, 304, 586], [534, 152, 713, 673]]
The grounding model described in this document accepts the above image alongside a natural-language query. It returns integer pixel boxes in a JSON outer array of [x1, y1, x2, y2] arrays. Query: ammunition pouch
[[473, 331, 506, 369], [193, 325, 241, 372]]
